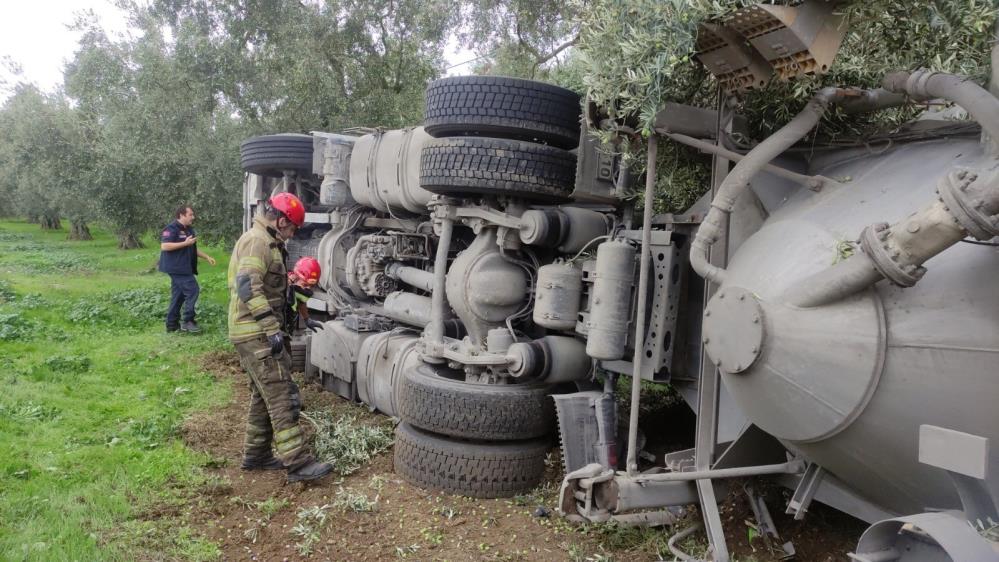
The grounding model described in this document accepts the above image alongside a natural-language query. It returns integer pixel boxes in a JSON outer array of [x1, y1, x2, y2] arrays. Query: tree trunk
[[117, 231, 145, 250], [68, 219, 93, 241], [40, 214, 62, 230]]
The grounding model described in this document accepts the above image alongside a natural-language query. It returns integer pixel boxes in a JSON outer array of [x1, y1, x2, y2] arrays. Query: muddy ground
[[161, 351, 864, 561]]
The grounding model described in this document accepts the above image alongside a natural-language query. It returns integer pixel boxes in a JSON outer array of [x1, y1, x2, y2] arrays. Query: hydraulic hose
[[689, 88, 848, 286], [883, 70, 999, 147]]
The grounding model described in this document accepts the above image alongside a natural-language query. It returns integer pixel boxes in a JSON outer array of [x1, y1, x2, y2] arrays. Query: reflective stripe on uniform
[[229, 320, 265, 337], [247, 295, 270, 312], [274, 426, 304, 454], [238, 255, 266, 273]]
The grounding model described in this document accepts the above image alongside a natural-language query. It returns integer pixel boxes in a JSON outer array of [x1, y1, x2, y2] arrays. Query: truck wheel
[[420, 137, 576, 202], [424, 76, 582, 149], [398, 362, 556, 441], [393, 422, 551, 498], [240, 133, 314, 177]]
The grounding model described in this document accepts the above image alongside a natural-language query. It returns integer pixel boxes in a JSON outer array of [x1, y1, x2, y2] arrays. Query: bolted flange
[[859, 223, 925, 287], [937, 167, 999, 241], [702, 286, 765, 375]]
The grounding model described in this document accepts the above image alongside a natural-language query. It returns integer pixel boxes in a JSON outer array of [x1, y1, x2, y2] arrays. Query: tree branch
[[534, 34, 578, 68]]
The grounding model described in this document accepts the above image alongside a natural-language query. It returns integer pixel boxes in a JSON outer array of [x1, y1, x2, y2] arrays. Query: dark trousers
[[166, 274, 200, 327]]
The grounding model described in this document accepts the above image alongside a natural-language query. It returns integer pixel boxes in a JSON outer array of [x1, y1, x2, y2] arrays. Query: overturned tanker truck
[[238, 2, 999, 559]]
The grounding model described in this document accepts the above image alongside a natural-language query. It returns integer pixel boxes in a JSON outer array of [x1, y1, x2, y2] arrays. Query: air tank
[[534, 262, 584, 331], [349, 127, 434, 215], [703, 136, 999, 516], [586, 240, 635, 360]]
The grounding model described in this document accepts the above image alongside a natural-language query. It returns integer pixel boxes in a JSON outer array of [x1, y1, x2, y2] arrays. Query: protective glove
[[268, 332, 284, 356], [305, 319, 325, 332]]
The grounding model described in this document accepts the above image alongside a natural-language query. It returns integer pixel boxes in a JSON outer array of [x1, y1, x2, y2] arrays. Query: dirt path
[[169, 351, 862, 561]]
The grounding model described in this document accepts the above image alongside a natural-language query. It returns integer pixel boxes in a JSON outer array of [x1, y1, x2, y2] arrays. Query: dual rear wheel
[[394, 76, 583, 498]]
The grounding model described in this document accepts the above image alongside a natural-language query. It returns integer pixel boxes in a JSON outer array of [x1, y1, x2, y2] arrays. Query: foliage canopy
[[0, 0, 996, 236]]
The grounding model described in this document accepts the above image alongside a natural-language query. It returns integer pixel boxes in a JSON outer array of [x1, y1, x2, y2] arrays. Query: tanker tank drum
[[700, 136, 999, 521], [585, 240, 635, 360], [533, 262, 583, 331]]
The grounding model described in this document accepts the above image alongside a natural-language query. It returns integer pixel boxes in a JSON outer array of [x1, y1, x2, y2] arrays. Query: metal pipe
[[380, 291, 433, 326], [626, 135, 658, 475], [385, 262, 434, 292], [425, 217, 453, 345], [838, 88, 909, 114], [627, 460, 803, 483], [786, 174, 999, 308], [883, 70, 999, 149], [662, 131, 826, 189], [781, 71, 999, 308], [689, 87, 848, 286], [783, 251, 884, 308], [668, 522, 705, 562]]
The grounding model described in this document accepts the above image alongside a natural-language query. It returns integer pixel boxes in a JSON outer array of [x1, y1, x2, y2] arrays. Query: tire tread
[[420, 137, 575, 202], [393, 422, 550, 498], [424, 76, 581, 148], [398, 362, 556, 441]]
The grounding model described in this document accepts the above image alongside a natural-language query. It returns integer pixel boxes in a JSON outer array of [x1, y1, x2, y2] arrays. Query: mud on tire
[[398, 362, 556, 441], [393, 422, 551, 498], [240, 133, 314, 177], [424, 76, 582, 149], [420, 137, 576, 202]]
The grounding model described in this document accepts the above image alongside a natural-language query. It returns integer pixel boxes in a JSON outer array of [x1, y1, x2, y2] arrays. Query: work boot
[[287, 460, 334, 483], [241, 455, 285, 471], [180, 320, 201, 333]]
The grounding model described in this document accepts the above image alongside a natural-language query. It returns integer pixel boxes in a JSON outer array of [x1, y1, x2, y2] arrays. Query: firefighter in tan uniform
[[227, 192, 333, 483]]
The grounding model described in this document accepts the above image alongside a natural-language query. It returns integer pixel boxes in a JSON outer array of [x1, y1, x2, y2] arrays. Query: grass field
[[0, 219, 864, 562], [0, 220, 232, 561]]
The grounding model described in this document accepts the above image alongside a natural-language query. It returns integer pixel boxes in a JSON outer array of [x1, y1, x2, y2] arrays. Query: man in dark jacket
[[160, 205, 216, 333]]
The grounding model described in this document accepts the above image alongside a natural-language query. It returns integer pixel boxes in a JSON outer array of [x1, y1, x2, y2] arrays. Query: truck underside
[[238, 3, 999, 559]]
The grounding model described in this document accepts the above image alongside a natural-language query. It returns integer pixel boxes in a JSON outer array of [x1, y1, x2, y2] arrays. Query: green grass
[[0, 219, 232, 561]]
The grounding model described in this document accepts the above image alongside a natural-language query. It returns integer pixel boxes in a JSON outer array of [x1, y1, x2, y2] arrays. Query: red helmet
[[269, 192, 306, 227], [293, 257, 321, 285]]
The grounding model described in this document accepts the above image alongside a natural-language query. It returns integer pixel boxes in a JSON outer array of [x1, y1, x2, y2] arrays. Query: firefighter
[[227, 192, 332, 482], [287, 257, 326, 333]]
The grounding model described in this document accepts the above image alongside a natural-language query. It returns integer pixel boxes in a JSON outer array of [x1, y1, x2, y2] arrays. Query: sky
[[0, 0, 131, 97], [0, 1, 477, 100]]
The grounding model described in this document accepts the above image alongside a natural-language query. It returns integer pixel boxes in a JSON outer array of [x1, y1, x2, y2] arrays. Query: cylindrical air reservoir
[[319, 137, 355, 207], [533, 262, 583, 331], [349, 127, 434, 214], [586, 240, 635, 360]]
